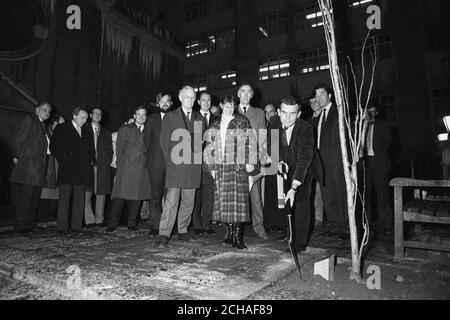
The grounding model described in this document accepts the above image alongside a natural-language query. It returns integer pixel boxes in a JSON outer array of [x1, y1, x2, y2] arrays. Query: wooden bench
[[390, 178, 450, 260]]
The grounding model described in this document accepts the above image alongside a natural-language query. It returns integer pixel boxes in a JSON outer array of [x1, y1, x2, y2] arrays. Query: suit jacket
[[268, 116, 314, 184], [307, 115, 324, 185], [318, 103, 344, 168], [10, 114, 50, 186], [112, 123, 151, 200], [50, 121, 94, 186], [143, 112, 165, 171], [82, 123, 113, 194], [369, 119, 392, 172], [238, 105, 267, 160], [160, 107, 205, 188]]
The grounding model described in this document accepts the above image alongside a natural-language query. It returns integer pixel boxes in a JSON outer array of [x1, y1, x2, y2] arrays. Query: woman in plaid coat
[[204, 95, 258, 249]]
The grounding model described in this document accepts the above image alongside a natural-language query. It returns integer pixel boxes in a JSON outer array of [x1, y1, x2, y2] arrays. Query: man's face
[[179, 88, 196, 110], [315, 88, 332, 108], [198, 93, 211, 112], [36, 104, 51, 121], [158, 95, 172, 113], [278, 103, 300, 128], [309, 98, 321, 113], [91, 108, 102, 124], [134, 108, 147, 125], [73, 110, 88, 127], [264, 104, 276, 122], [237, 85, 253, 105]]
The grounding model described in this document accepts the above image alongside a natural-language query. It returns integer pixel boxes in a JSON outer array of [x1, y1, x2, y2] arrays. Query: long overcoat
[[203, 113, 257, 223], [112, 123, 151, 200]]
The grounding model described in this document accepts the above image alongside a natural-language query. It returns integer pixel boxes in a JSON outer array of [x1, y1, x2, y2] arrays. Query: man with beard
[[143, 92, 172, 237]]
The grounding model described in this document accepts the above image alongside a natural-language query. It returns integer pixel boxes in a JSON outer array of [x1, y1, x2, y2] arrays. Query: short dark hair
[[237, 83, 253, 92], [281, 96, 302, 111], [198, 91, 211, 100], [91, 107, 103, 115], [314, 83, 333, 96], [36, 101, 51, 109], [72, 107, 87, 117], [156, 92, 172, 104], [220, 95, 237, 106], [134, 105, 147, 114]]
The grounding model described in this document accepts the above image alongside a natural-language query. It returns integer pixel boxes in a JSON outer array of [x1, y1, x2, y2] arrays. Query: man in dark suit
[[268, 97, 314, 251], [307, 97, 324, 227], [314, 84, 349, 239], [83, 108, 113, 227], [192, 91, 218, 235], [50, 107, 94, 234], [237, 83, 269, 240], [360, 105, 393, 232], [144, 92, 172, 237], [10, 102, 52, 233], [155, 86, 205, 248]]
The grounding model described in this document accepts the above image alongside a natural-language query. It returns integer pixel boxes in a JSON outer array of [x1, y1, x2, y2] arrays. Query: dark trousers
[[37, 199, 58, 223], [15, 184, 42, 231], [192, 182, 214, 231], [108, 198, 141, 228], [148, 167, 165, 230], [58, 184, 85, 231], [321, 162, 348, 233], [365, 157, 393, 229], [293, 175, 312, 246]]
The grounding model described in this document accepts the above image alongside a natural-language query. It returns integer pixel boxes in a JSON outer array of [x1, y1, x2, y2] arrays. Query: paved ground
[[0, 205, 449, 300]]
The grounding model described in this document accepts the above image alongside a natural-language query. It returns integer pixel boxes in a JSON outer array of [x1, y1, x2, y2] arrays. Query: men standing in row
[[107, 106, 151, 232], [155, 86, 204, 248], [314, 84, 349, 239], [50, 107, 94, 234], [10, 102, 52, 234], [360, 105, 393, 233], [192, 91, 218, 235], [83, 108, 113, 227], [237, 83, 269, 240], [268, 97, 314, 251], [144, 92, 172, 237]]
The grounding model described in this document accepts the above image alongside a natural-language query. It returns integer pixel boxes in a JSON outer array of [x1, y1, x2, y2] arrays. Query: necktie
[[203, 112, 208, 127], [139, 125, 143, 133], [187, 112, 191, 121], [243, 107, 247, 114], [318, 110, 326, 149], [281, 127, 289, 147]]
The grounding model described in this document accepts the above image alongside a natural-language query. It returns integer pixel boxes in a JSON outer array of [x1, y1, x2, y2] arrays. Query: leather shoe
[[256, 231, 269, 240], [203, 229, 216, 235], [128, 226, 138, 231], [96, 222, 106, 228], [177, 233, 196, 242], [193, 229, 204, 235], [106, 227, 116, 233], [148, 229, 159, 237], [155, 235, 169, 248]]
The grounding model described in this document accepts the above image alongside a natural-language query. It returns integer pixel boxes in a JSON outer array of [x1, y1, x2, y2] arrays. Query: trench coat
[[111, 123, 151, 200]]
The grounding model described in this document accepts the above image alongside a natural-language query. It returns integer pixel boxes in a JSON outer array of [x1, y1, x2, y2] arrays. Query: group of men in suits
[[9, 82, 393, 252]]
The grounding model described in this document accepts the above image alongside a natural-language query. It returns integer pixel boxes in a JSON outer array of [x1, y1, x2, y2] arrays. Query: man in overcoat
[[10, 102, 52, 233], [155, 86, 205, 248], [107, 106, 151, 232], [83, 108, 113, 227]]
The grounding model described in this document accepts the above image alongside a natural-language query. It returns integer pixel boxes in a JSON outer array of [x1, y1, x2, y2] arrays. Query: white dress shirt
[[317, 103, 332, 149]]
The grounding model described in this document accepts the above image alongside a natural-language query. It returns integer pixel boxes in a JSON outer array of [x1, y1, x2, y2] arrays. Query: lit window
[[350, 0, 373, 7], [297, 47, 330, 74], [259, 57, 290, 81]]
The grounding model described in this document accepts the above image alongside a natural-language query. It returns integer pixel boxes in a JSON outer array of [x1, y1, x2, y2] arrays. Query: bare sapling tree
[[318, 0, 377, 282]]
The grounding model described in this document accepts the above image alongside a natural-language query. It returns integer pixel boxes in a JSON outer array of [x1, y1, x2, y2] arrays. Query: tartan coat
[[203, 113, 257, 223], [111, 123, 151, 200]]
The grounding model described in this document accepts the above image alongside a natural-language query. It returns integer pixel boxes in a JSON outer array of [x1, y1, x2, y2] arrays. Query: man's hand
[[277, 161, 289, 175], [284, 189, 296, 207], [13, 158, 18, 165], [245, 164, 255, 173]]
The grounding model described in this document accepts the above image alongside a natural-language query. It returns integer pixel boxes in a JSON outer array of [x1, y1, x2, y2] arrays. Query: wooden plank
[[404, 241, 450, 252], [394, 186, 404, 260], [390, 178, 450, 188], [403, 211, 450, 224]]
